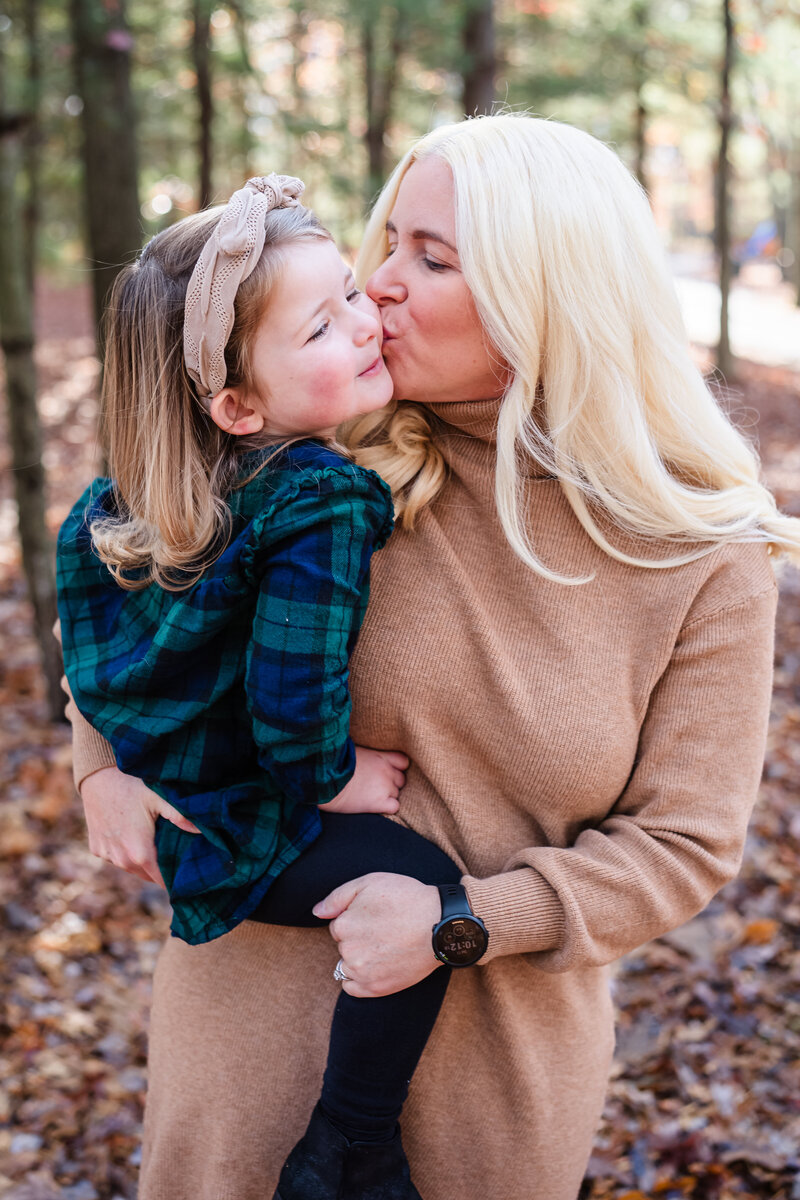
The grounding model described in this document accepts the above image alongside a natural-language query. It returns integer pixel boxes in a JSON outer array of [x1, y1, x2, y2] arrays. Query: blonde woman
[[68, 114, 799, 1200]]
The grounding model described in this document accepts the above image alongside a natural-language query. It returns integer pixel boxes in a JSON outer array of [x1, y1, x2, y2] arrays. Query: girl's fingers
[[389, 767, 406, 790], [380, 751, 409, 769]]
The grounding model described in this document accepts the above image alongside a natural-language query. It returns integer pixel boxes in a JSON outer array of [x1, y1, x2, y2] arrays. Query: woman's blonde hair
[[346, 113, 800, 577], [92, 204, 331, 591]]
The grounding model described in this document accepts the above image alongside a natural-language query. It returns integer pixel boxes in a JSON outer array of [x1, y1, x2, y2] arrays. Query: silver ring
[[333, 959, 351, 983]]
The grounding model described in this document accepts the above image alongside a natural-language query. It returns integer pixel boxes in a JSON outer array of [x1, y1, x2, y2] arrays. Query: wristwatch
[[431, 883, 489, 967]]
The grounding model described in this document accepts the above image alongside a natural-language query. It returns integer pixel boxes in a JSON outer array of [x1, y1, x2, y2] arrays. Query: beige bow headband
[[183, 173, 305, 403]]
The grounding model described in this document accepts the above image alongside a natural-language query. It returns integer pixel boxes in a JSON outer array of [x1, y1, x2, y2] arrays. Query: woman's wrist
[[462, 871, 566, 964]]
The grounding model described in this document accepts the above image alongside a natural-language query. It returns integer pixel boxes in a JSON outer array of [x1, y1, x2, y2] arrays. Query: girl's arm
[[243, 466, 396, 809]]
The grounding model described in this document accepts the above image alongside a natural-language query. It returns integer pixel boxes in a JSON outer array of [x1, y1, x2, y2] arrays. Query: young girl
[[56, 174, 479, 1200]]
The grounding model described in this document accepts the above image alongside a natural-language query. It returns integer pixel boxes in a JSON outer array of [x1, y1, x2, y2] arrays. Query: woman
[[68, 114, 798, 1200]]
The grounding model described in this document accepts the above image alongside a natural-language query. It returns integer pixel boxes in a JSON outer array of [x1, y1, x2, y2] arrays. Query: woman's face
[[365, 156, 508, 405]]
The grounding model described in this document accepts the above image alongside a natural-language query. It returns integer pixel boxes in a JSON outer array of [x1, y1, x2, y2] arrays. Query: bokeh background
[[0, 1, 799, 1197]]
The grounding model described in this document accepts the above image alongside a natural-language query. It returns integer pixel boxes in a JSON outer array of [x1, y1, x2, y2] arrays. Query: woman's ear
[[208, 388, 265, 436]]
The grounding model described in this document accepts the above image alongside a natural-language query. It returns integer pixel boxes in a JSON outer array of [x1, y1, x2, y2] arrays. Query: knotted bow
[[183, 174, 305, 403]]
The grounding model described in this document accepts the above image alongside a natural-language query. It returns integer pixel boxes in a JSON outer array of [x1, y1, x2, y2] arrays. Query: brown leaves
[[2, 288, 800, 1197], [583, 357, 800, 1198]]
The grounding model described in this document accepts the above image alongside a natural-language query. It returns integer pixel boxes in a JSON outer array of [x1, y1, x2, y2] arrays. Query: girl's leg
[[250, 813, 461, 1143]]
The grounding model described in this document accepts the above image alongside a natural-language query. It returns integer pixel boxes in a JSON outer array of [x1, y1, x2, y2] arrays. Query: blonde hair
[[92, 204, 331, 591], [346, 113, 800, 577]]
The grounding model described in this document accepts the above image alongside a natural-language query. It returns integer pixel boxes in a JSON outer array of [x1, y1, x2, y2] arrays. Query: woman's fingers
[[153, 798, 201, 834], [312, 876, 367, 921]]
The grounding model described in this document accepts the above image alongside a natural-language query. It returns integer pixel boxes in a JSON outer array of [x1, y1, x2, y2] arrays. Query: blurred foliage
[[0, 0, 799, 267]]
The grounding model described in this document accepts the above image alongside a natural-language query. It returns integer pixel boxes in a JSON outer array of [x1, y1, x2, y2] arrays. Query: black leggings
[[251, 812, 461, 1141]]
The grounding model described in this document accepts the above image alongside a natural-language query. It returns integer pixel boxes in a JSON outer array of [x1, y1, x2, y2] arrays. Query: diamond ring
[[333, 959, 351, 983]]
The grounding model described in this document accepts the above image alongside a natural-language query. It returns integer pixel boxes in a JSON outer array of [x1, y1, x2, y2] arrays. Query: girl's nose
[[354, 306, 381, 344], [365, 257, 406, 305]]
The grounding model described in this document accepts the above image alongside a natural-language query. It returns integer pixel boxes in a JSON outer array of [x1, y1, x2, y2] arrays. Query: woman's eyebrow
[[385, 220, 457, 255]]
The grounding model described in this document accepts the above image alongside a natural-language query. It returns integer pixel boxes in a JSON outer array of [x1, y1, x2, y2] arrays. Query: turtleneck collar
[[422, 396, 504, 444], [421, 396, 555, 479]]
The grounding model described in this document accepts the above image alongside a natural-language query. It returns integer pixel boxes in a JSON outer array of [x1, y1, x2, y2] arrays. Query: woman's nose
[[365, 257, 406, 305]]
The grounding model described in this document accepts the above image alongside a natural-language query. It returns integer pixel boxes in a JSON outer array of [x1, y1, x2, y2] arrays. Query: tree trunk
[[192, 0, 213, 209], [788, 132, 800, 306], [715, 0, 735, 377], [22, 0, 42, 288], [70, 0, 141, 344], [362, 9, 404, 204], [0, 114, 64, 721], [462, 0, 496, 117], [632, 0, 648, 194]]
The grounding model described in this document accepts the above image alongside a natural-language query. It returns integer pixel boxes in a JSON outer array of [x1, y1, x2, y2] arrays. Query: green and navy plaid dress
[[57, 441, 394, 945]]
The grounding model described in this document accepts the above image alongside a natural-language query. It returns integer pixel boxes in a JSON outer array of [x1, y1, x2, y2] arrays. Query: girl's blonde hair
[[92, 204, 331, 591], [346, 113, 800, 577]]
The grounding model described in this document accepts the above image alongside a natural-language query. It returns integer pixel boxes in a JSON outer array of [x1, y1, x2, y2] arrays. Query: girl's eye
[[424, 257, 447, 272], [308, 321, 329, 342], [346, 288, 361, 303]]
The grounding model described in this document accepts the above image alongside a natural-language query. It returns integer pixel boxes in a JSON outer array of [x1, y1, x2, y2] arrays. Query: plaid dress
[[57, 441, 394, 945]]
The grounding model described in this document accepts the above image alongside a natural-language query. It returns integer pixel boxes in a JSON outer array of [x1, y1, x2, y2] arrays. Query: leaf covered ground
[[0, 286, 798, 1199]]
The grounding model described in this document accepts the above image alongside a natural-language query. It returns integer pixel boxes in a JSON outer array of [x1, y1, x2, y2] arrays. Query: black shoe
[[340, 1126, 423, 1200], [272, 1103, 349, 1199], [272, 1105, 423, 1200]]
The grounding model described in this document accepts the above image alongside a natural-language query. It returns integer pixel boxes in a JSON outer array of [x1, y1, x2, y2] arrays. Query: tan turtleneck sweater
[[68, 398, 777, 1200]]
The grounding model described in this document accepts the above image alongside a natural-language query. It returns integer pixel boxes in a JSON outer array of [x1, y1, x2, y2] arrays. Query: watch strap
[[437, 882, 472, 920]]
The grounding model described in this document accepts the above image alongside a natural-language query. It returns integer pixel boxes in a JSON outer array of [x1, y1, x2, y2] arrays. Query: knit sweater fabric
[[68, 396, 777, 1200]]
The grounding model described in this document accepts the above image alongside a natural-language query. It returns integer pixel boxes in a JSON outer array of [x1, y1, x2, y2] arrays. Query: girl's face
[[365, 156, 509, 405], [247, 239, 393, 438]]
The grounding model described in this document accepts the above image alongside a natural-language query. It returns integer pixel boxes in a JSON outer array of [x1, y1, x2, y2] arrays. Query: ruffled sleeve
[[240, 463, 394, 807]]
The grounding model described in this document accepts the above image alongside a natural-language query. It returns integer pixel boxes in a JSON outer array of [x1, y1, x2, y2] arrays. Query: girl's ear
[[208, 388, 265, 436]]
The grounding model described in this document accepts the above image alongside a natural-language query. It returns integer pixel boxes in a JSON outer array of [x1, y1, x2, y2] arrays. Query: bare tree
[[0, 23, 63, 721], [462, 0, 496, 117], [631, 0, 648, 193], [362, 7, 405, 203], [715, 0, 735, 377], [70, 0, 141, 343], [192, 0, 214, 209]]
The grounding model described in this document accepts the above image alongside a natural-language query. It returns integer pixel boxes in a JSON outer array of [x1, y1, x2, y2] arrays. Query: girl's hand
[[312, 872, 442, 997], [81, 766, 200, 887], [323, 746, 408, 815]]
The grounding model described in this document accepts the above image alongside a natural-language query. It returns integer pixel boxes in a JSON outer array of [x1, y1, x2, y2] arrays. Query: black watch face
[[436, 917, 486, 965]]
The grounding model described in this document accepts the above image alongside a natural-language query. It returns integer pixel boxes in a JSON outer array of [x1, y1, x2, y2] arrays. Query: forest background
[[1, 0, 800, 1197]]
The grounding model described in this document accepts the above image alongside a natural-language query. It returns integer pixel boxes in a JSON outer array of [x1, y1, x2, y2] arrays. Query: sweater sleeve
[[462, 575, 777, 970], [54, 620, 117, 792]]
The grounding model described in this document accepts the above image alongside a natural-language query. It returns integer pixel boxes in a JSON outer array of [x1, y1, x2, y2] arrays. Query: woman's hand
[[312, 872, 442, 997], [81, 766, 200, 887], [323, 747, 408, 815]]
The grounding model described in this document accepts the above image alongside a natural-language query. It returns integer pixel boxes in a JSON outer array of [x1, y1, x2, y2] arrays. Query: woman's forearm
[[463, 582, 777, 971]]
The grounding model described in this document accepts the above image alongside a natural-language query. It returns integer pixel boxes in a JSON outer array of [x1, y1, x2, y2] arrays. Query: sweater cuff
[[63, 683, 117, 793], [462, 868, 567, 964]]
